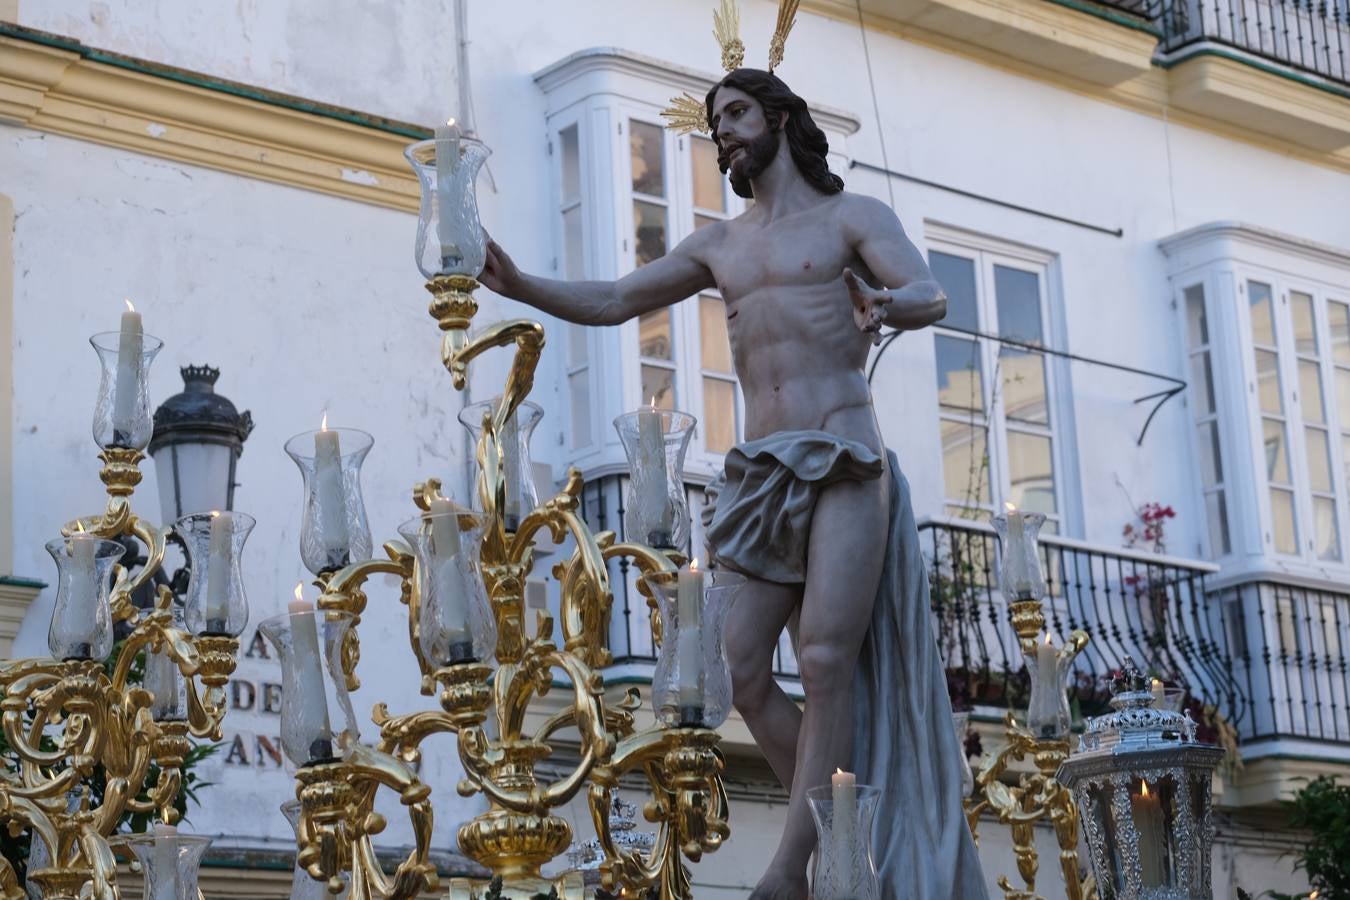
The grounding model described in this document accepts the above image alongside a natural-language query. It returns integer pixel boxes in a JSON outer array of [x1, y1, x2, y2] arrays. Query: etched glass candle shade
[[397, 506, 496, 665], [1024, 633, 1075, 740], [144, 606, 189, 722], [992, 509, 1048, 601], [258, 608, 361, 767], [645, 567, 741, 728], [457, 398, 543, 532], [284, 427, 373, 575], [45, 535, 123, 661], [126, 829, 210, 900], [614, 408, 696, 551], [1058, 681, 1225, 899], [90, 330, 164, 451], [405, 135, 492, 279], [176, 511, 254, 637], [807, 784, 882, 900]]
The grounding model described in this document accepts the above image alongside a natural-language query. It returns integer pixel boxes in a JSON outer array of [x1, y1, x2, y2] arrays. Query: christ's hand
[[480, 237, 526, 300], [844, 268, 890, 346]]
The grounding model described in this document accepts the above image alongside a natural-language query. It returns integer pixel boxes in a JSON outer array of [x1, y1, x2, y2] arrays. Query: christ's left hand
[[844, 268, 890, 346]]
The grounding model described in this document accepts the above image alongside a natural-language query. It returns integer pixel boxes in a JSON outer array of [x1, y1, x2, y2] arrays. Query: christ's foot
[[748, 868, 809, 900]]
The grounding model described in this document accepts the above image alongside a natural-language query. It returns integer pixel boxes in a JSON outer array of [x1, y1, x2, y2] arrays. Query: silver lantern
[[1057, 662, 1225, 899]]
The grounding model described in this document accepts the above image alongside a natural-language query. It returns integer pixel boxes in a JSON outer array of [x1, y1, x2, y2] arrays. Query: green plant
[[1266, 775, 1350, 900]]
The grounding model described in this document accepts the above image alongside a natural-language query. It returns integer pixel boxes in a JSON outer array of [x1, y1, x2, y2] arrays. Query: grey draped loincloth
[[702, 430, 989, 900]]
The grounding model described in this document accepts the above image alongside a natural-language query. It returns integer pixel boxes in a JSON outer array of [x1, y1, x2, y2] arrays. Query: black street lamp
[[149, 365, 253, 524]]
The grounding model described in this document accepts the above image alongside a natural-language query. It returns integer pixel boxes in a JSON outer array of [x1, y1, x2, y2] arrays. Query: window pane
[[630, 121, 665, 197], [1001, 348, 1048, 425], [1184, 284, 1208, 347], [639, 310, 673, 361], [567, 325, 587, 368], [1292, 291, 1317, 355], [562, 205, 584, 279], [930, 251, 977, 332], [935, 336, 983, 412], [1197, 422, 1223, 485], [568, 371, 591, 449], [1255, 349, 1283, 414], [1343, 434, 1350, 494], [1300, 360, 1326, 424], [1007, 431, 1056, 515], [1190, 352, 1215, 416], [633, 201, 668, 267], [1249, 280, 1275, 346], [1306, 427, 1333, 493], [1314, 495, 1342, 562], [994, 265, 1043, 345], [1338, 369, 1350, 426], [1331, 301, 1350, 364], [1270, 488, 1297, 554], [694, 214, 718, 231], [641, 365, 675, 409], [700, 296, 733, 374], [560, 125, 581, 202], [703, 378, 737, 454], [1206, 490, 1231, 556], [940, 419, 990, 507], [692, 137, 725, 213], [1264, 418, 1290, 484]]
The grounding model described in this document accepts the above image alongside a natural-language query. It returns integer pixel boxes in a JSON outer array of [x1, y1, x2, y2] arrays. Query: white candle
[[150, 822, 179, 900], [1004, 502, 1031, 596], [435, 119, 461, 264], [676, 559, 704, 718], [288, 588, 334, 761], [637, 405, 671, 544], [313, 416, 349, 568], [204, 511, 230, 631], [1030, 632, 1063, 738], [429, 499, 471, 655], [1131, 779, 1167, 886], [63, 530, 100, 657], [500, 411, 524, 528], [831, 768, 858, 876], [112, 299, 143, 445]]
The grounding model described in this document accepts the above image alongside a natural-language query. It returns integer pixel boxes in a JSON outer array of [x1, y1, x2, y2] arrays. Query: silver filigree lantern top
[[1057, 660, 1225, 900], [566, 793, 656, 889]]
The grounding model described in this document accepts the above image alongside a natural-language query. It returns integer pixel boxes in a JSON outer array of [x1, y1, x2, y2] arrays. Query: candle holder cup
[[285, 428, 374, 576], [614, 408, 697, 551], [807, 783, 882, 900], [258, 609, 361, 767], [992, 509, 1048, 602], [175, 511, 254, 637], [44, 535, 123, 661], [457, 398, 543, 533], [644, 568, 740, 729], [90, 331, 164, 451], [125, 831, 211, 900], [397, 507, 496, 665], [405, 136, 492, 280]]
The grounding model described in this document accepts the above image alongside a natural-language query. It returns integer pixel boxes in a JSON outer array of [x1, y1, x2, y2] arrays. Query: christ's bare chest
[[706, 213, 858, 304]]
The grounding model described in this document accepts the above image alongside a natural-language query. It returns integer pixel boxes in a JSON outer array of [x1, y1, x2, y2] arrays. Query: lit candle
[[831, 768, 857, 875], [429, 498, 472, 660], [204, 511, 230, 633], [1151, 678, 1166, 708], [1004, 502, 1031, 597], [150, 822, 179, 900], [112, 299, 143, 446], [638, 401, 671, 546], [435, 118, 461, 265], [313, 413, 349, 570], [499, 410, 524, 530], [63, 524, 99, 659], [1030, 631, 1063, 739], [1131, 779, 1167, 886], [288, 585, 334, 761], [676, 558, 704, 722]]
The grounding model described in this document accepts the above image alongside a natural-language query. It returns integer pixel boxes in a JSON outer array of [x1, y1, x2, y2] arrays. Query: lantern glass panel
[[153, 441, 235, 522], [1086, 783, 1125, 897]]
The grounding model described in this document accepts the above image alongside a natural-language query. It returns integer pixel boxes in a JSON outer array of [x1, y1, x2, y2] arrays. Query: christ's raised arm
[[479, 226, 719, 327]]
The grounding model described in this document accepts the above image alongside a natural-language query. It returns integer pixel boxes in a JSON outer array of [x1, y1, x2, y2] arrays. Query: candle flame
[[1152, 678, 1163, 689], [124, 298, 135, 313], [836, 768, 845, 775], [1004, 501, 1017, 513], [73, 521, 85, 534], [320, 411, 329, 432], [293, 583, 304, 603], [648, 395, 658, 408], [1043, 631, 1052, 646], [211, 510, 221, 519], [447, 117, 456, 128], [690, 557, 700, 571], [1311, 891, 1320, 900], [1140, 780, 1151, 798]]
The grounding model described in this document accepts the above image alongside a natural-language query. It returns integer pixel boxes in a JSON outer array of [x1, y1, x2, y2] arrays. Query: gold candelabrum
[[0, 448, 242, 900], [283, 262, 729, 899], [965, 511, 1096, 900]]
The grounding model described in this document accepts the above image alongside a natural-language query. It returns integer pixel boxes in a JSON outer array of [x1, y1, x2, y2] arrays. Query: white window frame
[[551, 113, 597, 452], [1178, 275, 1233, 560]]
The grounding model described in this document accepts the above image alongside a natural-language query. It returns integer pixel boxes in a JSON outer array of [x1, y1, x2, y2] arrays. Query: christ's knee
[[728, 644, 774, 713], [797, 641, 852, 700]]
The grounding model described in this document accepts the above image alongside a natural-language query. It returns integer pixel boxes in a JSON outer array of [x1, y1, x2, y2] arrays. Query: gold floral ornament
[[660, 0, 801, 135]]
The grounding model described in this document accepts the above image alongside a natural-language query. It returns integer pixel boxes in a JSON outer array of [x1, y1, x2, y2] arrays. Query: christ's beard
[[721, 129, 780, 199]]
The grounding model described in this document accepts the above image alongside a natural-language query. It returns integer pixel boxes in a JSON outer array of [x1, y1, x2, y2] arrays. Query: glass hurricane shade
[[175, 511, 254, 637], [45, 535, 123, 660], [258, 608, 361, 767], [613, 408, 696, 551], [144, 606, 189, 722], [1025, 635, 1075, 740], [807, 783, 882, 900], [457, 399, 543, 532], [126, 829, 210, 900], [644, 567, 740, 729], [284, 428, 374, 575], [405, 135, 492, 279], [992, 509, 1048, 601], [90, 330, 164, 451], [397, 507, 496, 666]]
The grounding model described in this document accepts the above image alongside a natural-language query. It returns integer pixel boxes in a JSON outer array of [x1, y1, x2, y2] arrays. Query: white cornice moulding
[[1159, 220, 1350, 283]]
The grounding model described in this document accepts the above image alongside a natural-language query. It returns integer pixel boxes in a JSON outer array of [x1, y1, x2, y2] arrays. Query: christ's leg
[[725, 576, 803, 788], [750, 471, 889, 900]]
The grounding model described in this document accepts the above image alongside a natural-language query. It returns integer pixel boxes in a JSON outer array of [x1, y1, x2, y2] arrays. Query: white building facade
[[2, 0, 1349, 896]]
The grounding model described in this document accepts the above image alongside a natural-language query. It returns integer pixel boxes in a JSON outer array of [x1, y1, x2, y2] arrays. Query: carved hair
[[705, 68, 844, 199]]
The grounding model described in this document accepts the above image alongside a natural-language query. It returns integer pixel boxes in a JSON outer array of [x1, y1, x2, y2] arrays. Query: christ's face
[[710, 86, 780, 196]]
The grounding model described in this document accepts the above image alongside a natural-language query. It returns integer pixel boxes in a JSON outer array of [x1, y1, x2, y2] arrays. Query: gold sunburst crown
[[660, 0, 801, 135]]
